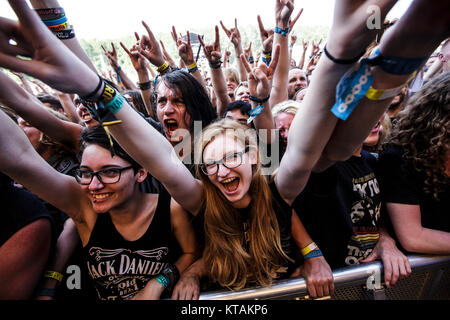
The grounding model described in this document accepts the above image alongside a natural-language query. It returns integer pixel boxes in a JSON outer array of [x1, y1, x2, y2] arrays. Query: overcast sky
[[1, 0, 413, 40]]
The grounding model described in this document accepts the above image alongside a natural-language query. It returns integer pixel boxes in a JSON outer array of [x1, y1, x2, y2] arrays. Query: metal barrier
[[199, 255, 450, 300]]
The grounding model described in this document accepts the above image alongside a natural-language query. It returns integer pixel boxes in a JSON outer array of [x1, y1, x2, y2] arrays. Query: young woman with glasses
[[0, 116, 199, 300]]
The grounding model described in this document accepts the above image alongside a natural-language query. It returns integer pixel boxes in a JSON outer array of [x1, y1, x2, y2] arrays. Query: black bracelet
[[323, 44, 365, 65], [249, 95, 270, 104], [34, 288, 56, 299], [138, 81, 152, 91], [79, 74, 104, 101], [209, 60, 223, 69]]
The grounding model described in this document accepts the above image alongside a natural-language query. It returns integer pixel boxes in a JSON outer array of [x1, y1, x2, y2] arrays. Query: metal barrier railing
[[199, 255, 450, 300]]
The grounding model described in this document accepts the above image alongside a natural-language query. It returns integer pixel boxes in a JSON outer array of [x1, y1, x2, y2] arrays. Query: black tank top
[[83, 188, 172, 300]]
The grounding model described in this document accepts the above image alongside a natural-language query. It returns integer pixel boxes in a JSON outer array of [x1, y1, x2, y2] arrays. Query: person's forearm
[[117, 68, 138, 91], [269, 22, 290, 107], [234, 44, 248, 82], [210, 67, 231, 117], [298, 50, 306, 69], [38, 219, 80, 291], [30, 0, 97, 73], [135, 69, 155, 119]]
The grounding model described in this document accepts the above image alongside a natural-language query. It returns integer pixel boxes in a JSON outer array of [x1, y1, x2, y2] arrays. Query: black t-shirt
[[83, 188, 173, 300], [377, 145, 450, 233], [293, 151, 381, 269], [0, 180, 54, 247]]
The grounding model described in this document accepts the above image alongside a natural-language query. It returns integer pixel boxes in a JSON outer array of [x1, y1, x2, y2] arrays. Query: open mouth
[[220, 177, 240, 193], [82, 112, 92, 123], [164, 119, 179, 137], [371, 122, 381, 134]]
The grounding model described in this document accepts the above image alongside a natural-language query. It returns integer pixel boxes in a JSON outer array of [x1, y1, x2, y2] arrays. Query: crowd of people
[[0, 0, 448, 301]]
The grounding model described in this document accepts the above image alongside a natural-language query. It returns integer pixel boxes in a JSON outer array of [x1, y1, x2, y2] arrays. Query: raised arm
[[276, 0, 399, 203], [198, 26, 231, 117], [269, 0, 303, 107], [120, 35, 156, 119], [0, 0, 203, 214], [102, 42, 137, 91], [220, 19, 248, 82], [172, 26, 206, 89], [0, 70, 82, 152], [29, 0, 97, 72], [319, 0, 450, 168]]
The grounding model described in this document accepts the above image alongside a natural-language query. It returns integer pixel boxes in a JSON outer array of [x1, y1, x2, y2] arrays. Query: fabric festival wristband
[[247, 104, 264, 124], [365, 48, 427, 75], [304, 249, 323, 260], [365, 85, 403, 101], [274, 26, 290, 37], [54, 28, 75, 40], [156, 61, 169, 73], [301, 242, 319, 257], [44, 270, 63, 282], [248, 56, 254, 64], [155, 274, 169, 289]]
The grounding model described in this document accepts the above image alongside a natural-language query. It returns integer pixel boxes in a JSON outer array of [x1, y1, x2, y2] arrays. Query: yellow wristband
[[187, 62, 197, 70], [156, 61, 169, 73], [365, 85, 403, 101], [301, 242, 318, 256], [44, 270, 63, 282]]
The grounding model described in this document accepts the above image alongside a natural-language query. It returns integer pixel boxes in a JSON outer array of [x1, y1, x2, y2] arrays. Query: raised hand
[[257, 15, 274, 53], [137, 21, 165, 68], [198, 26, 222, 64], [0, 0, 98, 96], [120, 33, 146, 72], [302, 39, 309, 51], [244, 42, 253, 59], [102, 42, 119, 70], [220, 19, 241, 48], [174, 27, 195, 66], [240, 45, 281, 100], [290, 34, 297, 47]]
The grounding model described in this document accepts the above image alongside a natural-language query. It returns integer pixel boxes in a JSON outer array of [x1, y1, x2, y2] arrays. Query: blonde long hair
[[195, 119, 289, 289]]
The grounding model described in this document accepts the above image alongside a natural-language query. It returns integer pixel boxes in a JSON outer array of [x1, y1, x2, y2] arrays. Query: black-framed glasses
[[74, 166, 134, 185], [200, 146, 250, 176]]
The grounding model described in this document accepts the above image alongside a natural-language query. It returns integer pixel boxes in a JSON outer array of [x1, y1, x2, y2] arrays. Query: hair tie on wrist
[[323, 44, 364, 65], [79, 75, 104, 101]]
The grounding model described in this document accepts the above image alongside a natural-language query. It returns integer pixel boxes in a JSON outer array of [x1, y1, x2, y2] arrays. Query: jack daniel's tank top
[[83, 188, 172, 300]]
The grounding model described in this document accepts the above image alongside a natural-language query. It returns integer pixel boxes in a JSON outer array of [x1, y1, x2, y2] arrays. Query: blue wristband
[[104, 93, 126, 113], [247, 104, 264, 124], [155, 274, 169, 289], [42, 15, 67, 27], [274, 27, 290, 37], [304, 249, 323, 260]]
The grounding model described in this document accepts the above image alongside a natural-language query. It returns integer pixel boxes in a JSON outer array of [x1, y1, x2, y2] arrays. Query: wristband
[[35, 7, 65, 20], [187, 62, 198, 73], [300, 242, 319, 257], [155, 274, 169, 289], [304, 249, 323, 260], [274, 26, 290, 37], [138, 81, 152, 90], [209, 60, 223, 69], [162, 264, 180, 289], [248, 56, 254, 64], [249, 95, 270, 104], [116, 66, 122, 83], [44, 270, 63, 283], [34, 288, 56, 299], [104, 92, 126, 113], [156, 61, 169, 73], [79, 75, 104, 102], [365, 85, 403, 101], [48, 21, 71, 32], [323, 44, 364, 65], [42, 16, 68, 27], [54, 28, 75, 40], [247, 105, 265, 124]]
